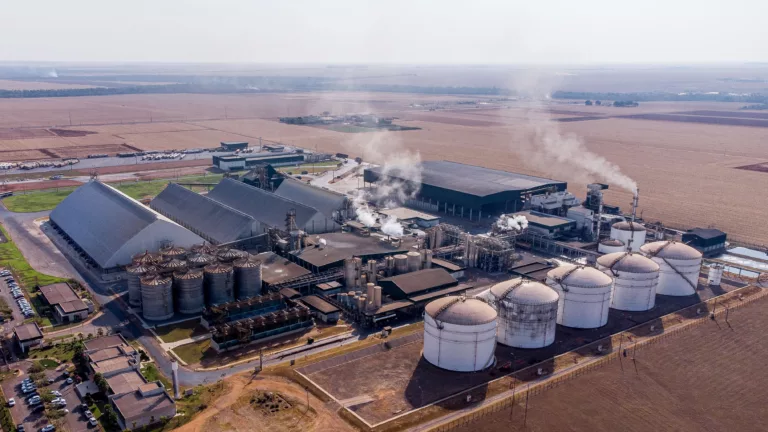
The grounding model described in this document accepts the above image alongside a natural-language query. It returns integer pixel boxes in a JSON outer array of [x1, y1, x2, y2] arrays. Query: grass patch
[[172, 339, 211, 366], [2, 173, 225, 213], [0, 225, 68, 288], [28, 342, 78, 363], [153, 320, 208, 343], [140, 363, 172, 391], [0, 297, 12, 321], [37, 359, 59, 369]]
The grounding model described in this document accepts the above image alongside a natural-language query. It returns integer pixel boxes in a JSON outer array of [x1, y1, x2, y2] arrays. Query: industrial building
[[38, 282, 90, 323], [682, 228, 727, 256], [364, 161, 566, 220], [150, 183, 263, 245], [290, 233, 418, 273], [377, 207, 440, 228], [50, 181, 204, 270], [212, 152, 305, 171], [274, 177, 350, 222], [378, 268, 459, 300], [206, 178, 341, 234], [299, 295, 340, 323], [512, 210, 577, 238], [220, 141, 249, 151]]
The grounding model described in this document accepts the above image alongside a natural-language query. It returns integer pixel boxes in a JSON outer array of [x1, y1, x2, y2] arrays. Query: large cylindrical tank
[[160, 245, 187, 261], [132, 251, 161, 266], [707, 264, 724, 286], [204, 263, 235, 306], [366, 282, 375, 302], [354, 257, 363, 282], [217, 248, 245, 263], [385, 256, 395, 276], [423, 296, 498, 372], [610, 221, 647, 252], [597, 252, 659, 311], [159, 258, 187, 275], [367, 260, 377, 285], [126, 265, 155, 307], [173, 269, 205, 314], [394, 254, 408, 274], [489, 279, 559, 349], [187, 253, 216, 268], [425, 249, 433, 269], [407, 251, 422, 272], [640, 241, 702, 296], [344, 258, 357, 288], [234, 257, 262, 300], [191, 243, 218, 255], [373, 286, 382, 309], [140, 274, 174, 321], [546, 265, 613, 329], [598, 238, 626, 254]]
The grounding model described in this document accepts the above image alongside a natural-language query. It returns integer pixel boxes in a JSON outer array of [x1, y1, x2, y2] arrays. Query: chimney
[[171, 359, 180, 399]]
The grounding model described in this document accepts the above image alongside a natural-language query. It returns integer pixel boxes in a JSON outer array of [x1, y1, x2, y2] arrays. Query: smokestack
[[171, 359, 180, 399], [631, 188, 640, 222]]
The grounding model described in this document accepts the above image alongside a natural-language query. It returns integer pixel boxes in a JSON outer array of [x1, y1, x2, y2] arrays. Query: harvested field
[[48, 128, 97, 137], [119, 129, 254, 151], [676, 110, 768, 120], [736, 162, 768, 173], [620, 113, 768, 127], [0, 79, 101, 90], [452, 293, 768, 432], [0, 128, 54, 140]]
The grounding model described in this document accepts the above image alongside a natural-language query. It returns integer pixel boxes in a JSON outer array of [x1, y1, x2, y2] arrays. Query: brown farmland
[[0, 93, 764, 245], [452, 293, 768, 432]]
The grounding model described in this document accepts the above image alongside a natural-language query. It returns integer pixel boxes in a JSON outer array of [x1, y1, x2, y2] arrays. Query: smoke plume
[[380, 215, 405, 237], [495, 214, 529, 232], [509, 74, 637, 194]]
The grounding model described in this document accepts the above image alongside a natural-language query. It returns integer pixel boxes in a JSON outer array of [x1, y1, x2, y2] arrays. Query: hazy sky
[[2, 0, 766, 64]]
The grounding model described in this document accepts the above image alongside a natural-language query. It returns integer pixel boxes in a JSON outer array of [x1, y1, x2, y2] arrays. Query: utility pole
[[523, 384, 530, 427]]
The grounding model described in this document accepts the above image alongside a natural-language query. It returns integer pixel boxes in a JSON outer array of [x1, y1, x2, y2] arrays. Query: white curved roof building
[[546, 265, 613, 329], [489, 279, 559, 348], [610, 221, 647, 252], [423, 296, 497, 372], [50, 181, 204, 269], [640, 241, 702, 296]]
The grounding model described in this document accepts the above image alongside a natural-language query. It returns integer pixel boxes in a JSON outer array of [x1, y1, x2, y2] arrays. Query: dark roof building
[[513, 210, 577, 238], [289, 232, 418, 272], [378, 268, 459, 300], [682, 228, 727, 256], [220, 141, 248, 151], [299, 295, 340, 314], [364, 161, 566, 220], [254, 252, 312, 286], [206, 178, 340, 234], [14, 323, 44, 353], [274, 177, 349, 221], [150, 183, 263, 244]]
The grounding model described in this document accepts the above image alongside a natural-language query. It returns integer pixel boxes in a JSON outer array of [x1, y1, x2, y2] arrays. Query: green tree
[[28, 363, 44, 374], [585, 100, 593, 106], [94, 373, 110, 395], [103, 404, 119, 429]]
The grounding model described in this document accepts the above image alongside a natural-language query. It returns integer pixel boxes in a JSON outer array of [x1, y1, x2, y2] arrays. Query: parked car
[[16, 424, 24, 432], [88, 417, 98, 426], [7, 398, 14, 407], [80, 403, 88, 412], [83, 410, 92, 418], [49, 390, 61, 396], [65, 378, 73, 384], [41, 425, 56, 432], [28, 396, 41, 405]]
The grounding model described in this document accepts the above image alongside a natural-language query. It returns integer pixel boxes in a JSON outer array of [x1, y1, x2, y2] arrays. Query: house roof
[[106, 369, 146, 395], [150, 183, 261, 244], [14, 323, 43, 341], [84, 335, 127, 352], [39, 283, 79, 305], [111, 389, 175, 422]]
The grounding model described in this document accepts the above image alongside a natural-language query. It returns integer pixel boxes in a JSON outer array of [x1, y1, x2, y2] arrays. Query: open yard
[[154, 320, 209, 343], [453, 292, 768, 432]]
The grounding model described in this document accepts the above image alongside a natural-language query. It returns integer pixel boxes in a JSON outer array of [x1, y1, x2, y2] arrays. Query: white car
[[7, 398, 14, 407], [51, 398, 66, 405], [88, 417, 98, 426], [28, 396, 41, 404], [49, 391, 61, 397]]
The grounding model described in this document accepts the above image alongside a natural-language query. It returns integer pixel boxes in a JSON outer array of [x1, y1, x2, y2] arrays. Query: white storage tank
[[598, 238, 626, 254], [640, 241, 702, 296], [707, 264, 724, 286], [546, 265, 613, 329], [407, 251, 422, 272], [394, 254, 408, 274], [610, 221, 647, 252], [423, 296, 497, 372], [489, 279, 559, 349], [597, 252, 659, 311]]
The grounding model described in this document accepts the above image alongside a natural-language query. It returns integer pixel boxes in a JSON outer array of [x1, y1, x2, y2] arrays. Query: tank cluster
[[343, 249, 433, 290], [423, 240, 704, 373], [125, 244, 263, 321]]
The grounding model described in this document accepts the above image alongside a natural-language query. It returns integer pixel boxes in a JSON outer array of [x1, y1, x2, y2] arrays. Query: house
[[39, 283, 89, 323], [14, 323, 43, 353]]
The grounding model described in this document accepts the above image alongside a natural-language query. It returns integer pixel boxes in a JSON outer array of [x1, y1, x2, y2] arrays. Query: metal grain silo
[[640, 241, 702, 296], [126, 264, 155, 307], [394, 254, 408, 274], [140, 274, 174, 321], [191, 243, 218, 255], [597, 252, 659, 311], [344, 258, 357, 288], [160, 245, 188, 261], [407, 251, 422, 272], [423, 296, 498, 372], [609, 221, 647, 252], [173, 269, 205, 314], [132, 251, 161, 266], [598, 238, 626, 254], [217, 248, 244, 263], [546, 264, 613, 329], [159, 258, 187, 275], [489, 279, 559, 349], [204, 263, 235, 306], [187, 253, 216, 268], [233, 256, 262, 300]]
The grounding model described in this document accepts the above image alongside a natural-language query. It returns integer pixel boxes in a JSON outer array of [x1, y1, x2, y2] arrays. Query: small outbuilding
[[299, 295, 340, 323], [14, 323, 43, 353]]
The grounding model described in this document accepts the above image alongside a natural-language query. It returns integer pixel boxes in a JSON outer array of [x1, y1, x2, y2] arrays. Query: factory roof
[[279, 287, 301, 299], [489, 279, 559, 305], [408, 284, 472, 303], [597, 252, 660, 273], [378, 207, 439, 222], [253, 252, 311, 285], [425, 296, 497, 325], [49, 181, 203, 268], [430, 258, 465, 272], [39, 283, 79, 305], [106, 369, 146, 395], [367, 161, 564, 197], [547, 264, 614, 287], [379, 268, 457, 295], [513, 210, 575, 228], [84, 335, 128, 352], [274, 177, 347, 220], [299, 295, 340, 314], [150, 183, 261, 244], [368, 299, 414, 315], [315, 281, 342, 292], [207, 178, 322, 230], [111, 389, 175, 423], [14, 323, 43, 342], [291, 233, 416, 268], [88, 347, 124, 363], [641, 241, 703, 260]]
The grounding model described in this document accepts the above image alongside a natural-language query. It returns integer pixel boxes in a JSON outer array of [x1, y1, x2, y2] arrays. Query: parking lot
[[2, 361, 94, 432]]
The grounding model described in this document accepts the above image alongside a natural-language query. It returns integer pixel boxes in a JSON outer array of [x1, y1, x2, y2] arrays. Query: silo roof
[[425, 296, 497, 325], [640, 241, 702, 260], [612, 221, 646, 232], [490, 279, 559, 305], [597, 252, 660, 273], [547, 265, 613, 287], [600, 238, 625, 246]]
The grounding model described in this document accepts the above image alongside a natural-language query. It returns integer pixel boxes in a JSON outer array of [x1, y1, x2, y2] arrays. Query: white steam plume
[[353, 193, 377, 227], [509, 73, 637, 194], [380, 215, 404, 237], [495, 214, 529, 232]]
